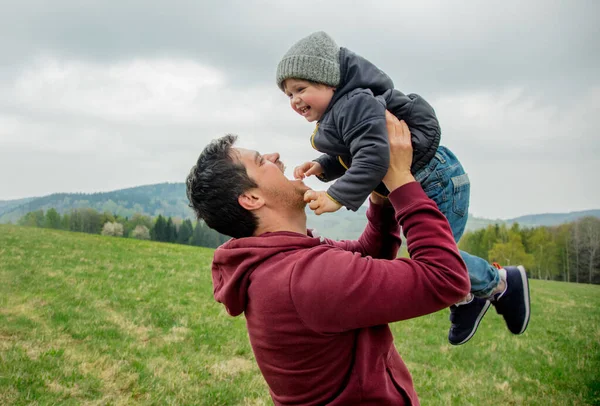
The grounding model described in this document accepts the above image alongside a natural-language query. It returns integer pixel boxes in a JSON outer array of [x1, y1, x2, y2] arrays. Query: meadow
[[1, 224, 598, 405]]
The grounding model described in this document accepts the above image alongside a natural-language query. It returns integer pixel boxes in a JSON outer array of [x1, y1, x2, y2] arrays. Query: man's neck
[[254, 209, 307, 236]]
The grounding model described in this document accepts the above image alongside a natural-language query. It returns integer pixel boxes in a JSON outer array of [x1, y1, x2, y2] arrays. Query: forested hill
[[0, 197, 37, 214], [0, 183, 190, 224], [1, 183, 598, 240], [463, 210, 600, 232]]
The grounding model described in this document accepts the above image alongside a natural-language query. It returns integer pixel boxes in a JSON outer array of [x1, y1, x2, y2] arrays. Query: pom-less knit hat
[[276, 31, 341, 91]]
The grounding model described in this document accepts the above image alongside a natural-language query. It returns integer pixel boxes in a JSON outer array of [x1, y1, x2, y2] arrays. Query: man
[[186, 113, 470, 405]]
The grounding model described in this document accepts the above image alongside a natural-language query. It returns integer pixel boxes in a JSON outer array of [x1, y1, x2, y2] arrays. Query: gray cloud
[[0, 0, 598, 218], [3, 0, 598, 92]]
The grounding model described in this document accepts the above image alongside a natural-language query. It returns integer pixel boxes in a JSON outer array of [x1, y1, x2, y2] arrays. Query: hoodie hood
[[329, 47, 395, 107], [211, 231, 322, 316]]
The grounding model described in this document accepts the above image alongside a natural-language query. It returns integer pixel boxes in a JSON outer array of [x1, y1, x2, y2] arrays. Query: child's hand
[[303, 190, 342, 215], [293, 161, 323, 179]]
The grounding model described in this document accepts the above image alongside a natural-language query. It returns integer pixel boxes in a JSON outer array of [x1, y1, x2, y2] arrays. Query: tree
[[101, 222, 115, 236], [125, 213, 153, 237], [510, 222, 521, 235], [100, 211, 116, 226], [165, 217, 177, 243], [44, 208, 61, 229], [69, 209, 83, 232], [83, 208, 103, 234], [61, 213, 70, 230], [481, 225, 501, 254], [458, 229, 485, 258], [68, 208, 103, 234], [191, 220, 203, 246], [529, 227, 558, 280], [520, 226, 535, 253], [488, 232, 533, 270], [101, 222, 124, 237], [131, 225, 151, 240], [572, 220, 584, 283], [151, 215, 167, 242], [205, 229, 222, 248], [113, 222, 124, 237], [177, 219, 194, 245], [579, 217, 600, 284], [18, 210, 45, 227], [131, 213, 153, 229], [190, 220, 225, 248], [554, 224, 572, 282]]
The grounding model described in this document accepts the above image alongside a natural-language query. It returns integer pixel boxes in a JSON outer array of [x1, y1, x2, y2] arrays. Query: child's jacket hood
[[211, 231, 319, 316], [329, 47, 394, 107]]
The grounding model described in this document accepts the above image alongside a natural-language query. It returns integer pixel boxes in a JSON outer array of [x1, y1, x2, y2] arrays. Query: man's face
[[233, 148, 310, 210]]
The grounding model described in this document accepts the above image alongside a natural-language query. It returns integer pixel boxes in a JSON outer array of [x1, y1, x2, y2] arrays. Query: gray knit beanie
[[276, 31, 341, 91]]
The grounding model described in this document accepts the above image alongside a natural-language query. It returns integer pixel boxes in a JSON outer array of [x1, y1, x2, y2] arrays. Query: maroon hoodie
[[211, 182, 470, 405]]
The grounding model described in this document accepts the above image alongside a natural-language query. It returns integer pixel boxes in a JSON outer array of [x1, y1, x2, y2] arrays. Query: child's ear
[[238, 189, 265, 212]]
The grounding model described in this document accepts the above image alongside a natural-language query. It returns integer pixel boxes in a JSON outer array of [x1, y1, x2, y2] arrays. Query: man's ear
[[238, 189, 265, 211]]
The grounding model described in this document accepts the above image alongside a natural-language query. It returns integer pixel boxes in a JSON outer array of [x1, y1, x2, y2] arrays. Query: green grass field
[[1, 224, 599, 405]]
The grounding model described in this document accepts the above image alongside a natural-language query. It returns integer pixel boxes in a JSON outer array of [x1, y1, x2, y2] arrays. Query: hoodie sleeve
[[314, 154, 346, 182], [290, 182, 470, 333], [323, 199, 401, 260], [326, 91, 390, 211]]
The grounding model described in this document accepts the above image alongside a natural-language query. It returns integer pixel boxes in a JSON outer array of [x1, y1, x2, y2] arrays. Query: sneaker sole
[[451, 300, 492, 345], [515, 265, 531, 334]]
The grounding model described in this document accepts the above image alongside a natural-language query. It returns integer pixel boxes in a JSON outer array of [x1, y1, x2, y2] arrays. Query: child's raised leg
[[415, 146, 531, 345]]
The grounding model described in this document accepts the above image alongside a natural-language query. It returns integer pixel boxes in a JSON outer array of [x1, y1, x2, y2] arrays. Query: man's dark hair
[[186, 134, 258, 238]]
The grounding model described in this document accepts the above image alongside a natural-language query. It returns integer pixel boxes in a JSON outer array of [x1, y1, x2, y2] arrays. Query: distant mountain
[[0, 183, 191, 224], [0, 197, 37, 214], [506, 210, 600, 227], [1, 183, 598, 240]]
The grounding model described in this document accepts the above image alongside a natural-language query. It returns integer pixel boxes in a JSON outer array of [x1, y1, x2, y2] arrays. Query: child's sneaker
[[448, 296, 491, 345], [491, 265, 531, 335]]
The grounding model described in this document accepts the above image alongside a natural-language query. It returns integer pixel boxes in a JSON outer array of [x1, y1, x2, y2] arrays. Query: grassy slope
[[1, 225, 598, 405]]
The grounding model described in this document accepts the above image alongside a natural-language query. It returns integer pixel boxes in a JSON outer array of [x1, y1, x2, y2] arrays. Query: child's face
[[283, 79, 335, 123]]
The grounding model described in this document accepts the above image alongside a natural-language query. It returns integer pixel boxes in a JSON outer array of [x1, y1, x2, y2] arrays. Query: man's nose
[[263, 152, 280, 163]]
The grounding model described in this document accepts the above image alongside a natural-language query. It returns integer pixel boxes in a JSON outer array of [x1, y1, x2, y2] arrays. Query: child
[[276, 31, 531, 345]]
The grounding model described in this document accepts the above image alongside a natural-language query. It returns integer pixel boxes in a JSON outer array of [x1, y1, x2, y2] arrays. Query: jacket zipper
[[310, 124, 319, 150]]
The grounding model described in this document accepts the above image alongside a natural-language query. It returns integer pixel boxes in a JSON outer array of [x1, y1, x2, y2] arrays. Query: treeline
[[16, 207, 600, 284], [17, 208, 228, 249], [459, 216, 600, 285], [0, 183, 191, 224]]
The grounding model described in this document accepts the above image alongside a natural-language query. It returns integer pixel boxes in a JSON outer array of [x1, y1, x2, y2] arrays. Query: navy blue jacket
[[314, 48, 440, 211]]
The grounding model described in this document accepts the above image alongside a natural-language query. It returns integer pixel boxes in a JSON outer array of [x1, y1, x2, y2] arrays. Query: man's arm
[[322, 196, 401, 260], [291, 114, 469, 333], [319, 110, 408, 259], [291, 183, 470, 333]]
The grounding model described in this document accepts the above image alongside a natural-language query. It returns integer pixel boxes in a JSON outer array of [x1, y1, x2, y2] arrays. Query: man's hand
[[294, 161, 323, 179], [369, 192, 387, 206], [304, 190, 342, 215], [382, 111, 415, 191]]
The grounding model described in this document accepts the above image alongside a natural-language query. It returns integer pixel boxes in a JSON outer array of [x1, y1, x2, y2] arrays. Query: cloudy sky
[[1, 0, 598, 219]]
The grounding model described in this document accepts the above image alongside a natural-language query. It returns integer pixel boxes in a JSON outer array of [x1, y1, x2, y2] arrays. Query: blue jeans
[[414, 146, 500, 297]]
